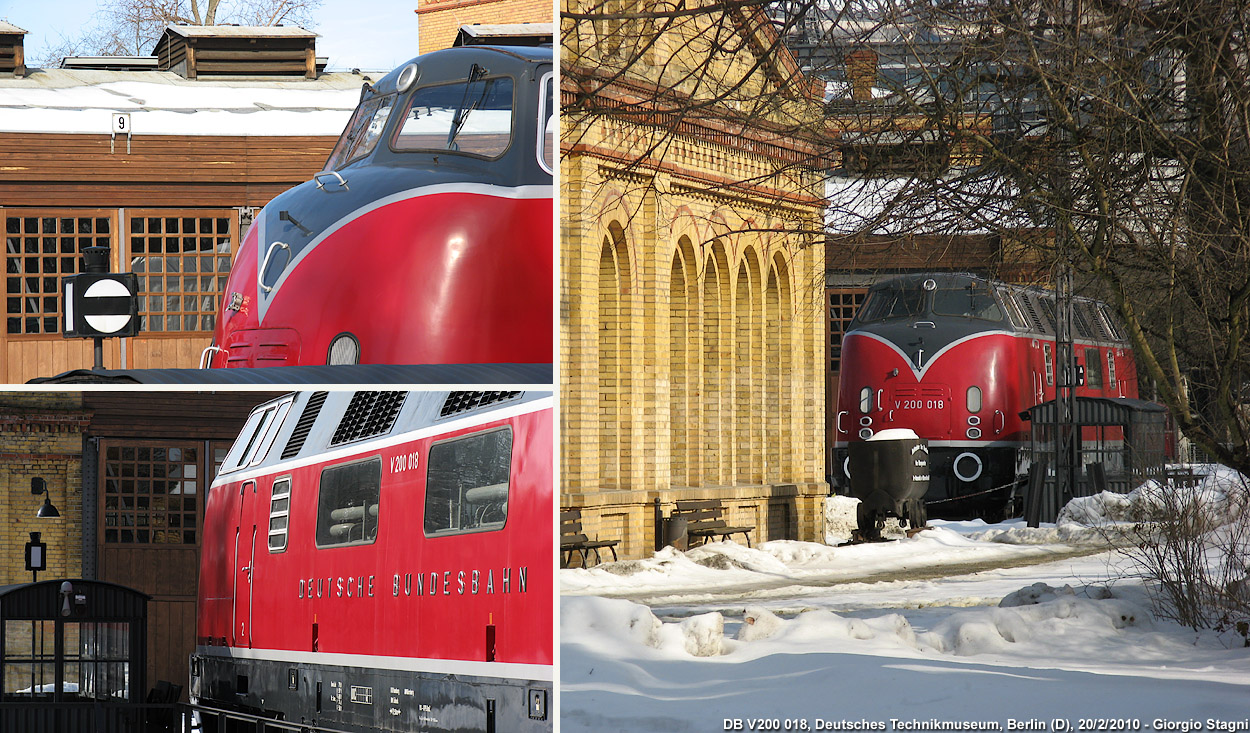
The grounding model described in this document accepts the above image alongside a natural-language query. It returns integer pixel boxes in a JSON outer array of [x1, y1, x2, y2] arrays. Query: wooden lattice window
[[128, 212, 235, 333], [102, 443, 201, 545], [827, 288, 867, 373], [4, 212, 115, 335]]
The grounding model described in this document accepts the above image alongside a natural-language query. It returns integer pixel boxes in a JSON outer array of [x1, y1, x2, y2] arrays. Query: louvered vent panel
[[1073, 305, 1094, 339], [1021, 296, 1047, 333], [440, 391, 522, 418], [330, 391, 408, 446], [282, 391, 328, 459]]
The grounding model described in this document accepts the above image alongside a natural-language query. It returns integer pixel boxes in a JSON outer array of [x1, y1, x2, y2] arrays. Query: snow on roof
[[0, 21, 28, 35], [163, 24, 317, 39], [457, 23, 555, 38], [0, 68, 366, 136]]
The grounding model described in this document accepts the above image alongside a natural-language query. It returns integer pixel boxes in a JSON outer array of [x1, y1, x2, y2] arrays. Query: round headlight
[[397, 63, 420, 93], [327, 333, 360, 365]]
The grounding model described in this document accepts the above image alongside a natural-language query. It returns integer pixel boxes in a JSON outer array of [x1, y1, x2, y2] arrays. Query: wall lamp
[[31, 477, 60, 518]]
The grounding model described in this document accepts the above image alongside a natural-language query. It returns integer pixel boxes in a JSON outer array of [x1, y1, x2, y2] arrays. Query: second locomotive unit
[[833, 273, 1139, 518]]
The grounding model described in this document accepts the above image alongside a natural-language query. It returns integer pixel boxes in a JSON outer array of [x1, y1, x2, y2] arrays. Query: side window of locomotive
[[538, 72, 554, 174], [933, 285, 1003, 321], [268, 478, 291, 553], [1084, 347, 1104, 389], [424, 427, 512, 537], [315, 458, 382, 548], [1107, 351, 1118, 389], [394, 76, 515, 158], [1043, 342, 1055, 385], [351, 95, 395, 162], [324, 94, 392, 171]]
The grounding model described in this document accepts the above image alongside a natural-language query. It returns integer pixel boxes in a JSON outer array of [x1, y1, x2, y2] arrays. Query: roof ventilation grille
[[440, 391, 522, 418], [330, 391, 408, 446]]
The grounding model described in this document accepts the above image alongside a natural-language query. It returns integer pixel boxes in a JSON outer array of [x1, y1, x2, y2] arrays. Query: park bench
[[560, 508, 619, 568], [672, 499, 754, 547]]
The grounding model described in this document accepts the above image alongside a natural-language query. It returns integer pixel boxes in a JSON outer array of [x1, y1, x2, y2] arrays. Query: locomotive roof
[[215, 390, 551, 479], [854, 272, 1131, 343], [368, 44, 551, 95]]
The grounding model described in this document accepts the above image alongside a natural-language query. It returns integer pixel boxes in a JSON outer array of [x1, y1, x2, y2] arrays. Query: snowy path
[[561, 511, 1250, 730]]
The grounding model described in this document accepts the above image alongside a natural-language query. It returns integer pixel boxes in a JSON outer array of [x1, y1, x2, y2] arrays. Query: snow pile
[[824, 494, 906, 544], [1058, 465, 1249, 530], [563, 582, 1153, 663]]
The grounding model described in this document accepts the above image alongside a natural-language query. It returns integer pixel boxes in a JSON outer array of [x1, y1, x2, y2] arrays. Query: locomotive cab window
[[857, 285, 925, 322], [316, 458, 381, 548], [393, 71, 514, 158], [324, 93, 397, 171], [933, 283, 1003, 322], [424, 427, 512, 537]]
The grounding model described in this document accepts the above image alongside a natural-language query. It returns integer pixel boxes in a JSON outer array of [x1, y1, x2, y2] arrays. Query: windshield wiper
[[447, 64, 490, 150]]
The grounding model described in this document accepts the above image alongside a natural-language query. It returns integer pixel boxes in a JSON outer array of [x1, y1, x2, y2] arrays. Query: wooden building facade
[[0, 391, 281, 698], [0, 25, 365, 382]]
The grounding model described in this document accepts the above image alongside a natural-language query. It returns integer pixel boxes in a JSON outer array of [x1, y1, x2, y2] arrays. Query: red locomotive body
[[204, 44, 553, 369], [192, 391, 552, 732], [833, 273, 1138, 517]]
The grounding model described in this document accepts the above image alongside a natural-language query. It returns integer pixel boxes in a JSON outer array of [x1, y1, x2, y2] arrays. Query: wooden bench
[[1165, 466, 1205, 488], [560, 508, 619, 568], [672, 499, 754, 547]]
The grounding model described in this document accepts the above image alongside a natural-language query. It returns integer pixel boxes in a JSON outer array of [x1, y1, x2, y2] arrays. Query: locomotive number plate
[[894, 399, 945, 410]]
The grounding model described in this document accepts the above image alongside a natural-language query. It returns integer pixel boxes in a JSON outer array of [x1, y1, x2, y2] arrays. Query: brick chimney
[[846, 47, 877, 101]]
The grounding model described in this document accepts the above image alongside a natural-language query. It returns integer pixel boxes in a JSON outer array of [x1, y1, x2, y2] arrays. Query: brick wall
[[417, 0, 553, 54], [560, 38, 830, 559], [0, 394, 88, 585]]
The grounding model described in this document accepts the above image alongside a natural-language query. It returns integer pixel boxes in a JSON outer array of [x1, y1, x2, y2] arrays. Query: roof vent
[[440, 391, 522, 418], [151, 24, 318, 79], [331, 391, 408, 446], [282, 391, 328, 459], [0, 22, 28, 78]]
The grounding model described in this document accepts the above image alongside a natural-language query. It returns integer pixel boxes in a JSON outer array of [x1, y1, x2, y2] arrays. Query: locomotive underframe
[[190, 651, 550, 733]]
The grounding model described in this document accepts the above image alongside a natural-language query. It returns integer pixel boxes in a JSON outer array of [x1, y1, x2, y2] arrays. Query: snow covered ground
[[561, 482, 1250, 731]]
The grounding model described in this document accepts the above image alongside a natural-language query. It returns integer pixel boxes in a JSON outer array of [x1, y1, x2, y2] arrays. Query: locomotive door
[[233, 479, 258, 647]]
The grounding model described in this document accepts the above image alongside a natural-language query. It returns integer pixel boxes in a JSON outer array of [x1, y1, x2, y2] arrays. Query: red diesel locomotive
[[191, 390, 553, 732], [203, 42, 553, 369], [833, 273, 1139, 518]]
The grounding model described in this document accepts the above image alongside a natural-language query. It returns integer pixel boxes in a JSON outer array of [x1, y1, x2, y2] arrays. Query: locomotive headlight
[[967, 385, 982, 413], [858, 428, 873, 440], [396, 62, 421, 92], [859, 386, 872, 413], [327, 332, 360, 365], [953, 452, 983, 482]]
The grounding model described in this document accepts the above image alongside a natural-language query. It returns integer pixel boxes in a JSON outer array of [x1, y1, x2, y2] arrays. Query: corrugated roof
[[163, 24, 318, 39], [0, 21, 28, 35]]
